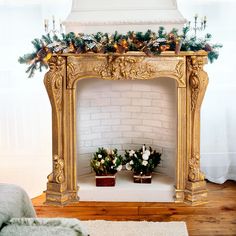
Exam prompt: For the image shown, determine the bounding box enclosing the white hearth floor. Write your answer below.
[77,171,175,202]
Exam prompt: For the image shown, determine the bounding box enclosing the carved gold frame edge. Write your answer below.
[43,52,208,206]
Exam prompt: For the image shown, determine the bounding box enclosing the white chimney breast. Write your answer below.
[64,0,186,33]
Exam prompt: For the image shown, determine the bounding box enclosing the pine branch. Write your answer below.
[31,38,42,51]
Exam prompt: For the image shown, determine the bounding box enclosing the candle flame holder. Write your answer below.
[188,14,207,38]
[44,16,63,35]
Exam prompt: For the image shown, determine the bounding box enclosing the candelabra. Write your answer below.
[188,14,207,38]
[44,16,63,34]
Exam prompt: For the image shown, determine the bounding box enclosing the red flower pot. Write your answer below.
[133,174,152,184]
[95,175,116,187]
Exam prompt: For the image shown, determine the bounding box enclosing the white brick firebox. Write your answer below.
[76,79,177,179]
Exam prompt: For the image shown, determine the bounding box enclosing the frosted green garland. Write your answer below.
[19,26,222,78]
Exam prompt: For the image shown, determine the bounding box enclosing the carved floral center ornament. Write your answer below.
[19,25,221,205]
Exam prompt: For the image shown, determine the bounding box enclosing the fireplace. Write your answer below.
[44,52,208,205]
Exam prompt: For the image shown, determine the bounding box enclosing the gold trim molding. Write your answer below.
[44,52,208,205]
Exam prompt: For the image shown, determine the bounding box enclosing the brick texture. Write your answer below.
[76,78,177,177]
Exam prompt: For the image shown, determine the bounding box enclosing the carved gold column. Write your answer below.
[44,56,77,204]
[185,55,208,205]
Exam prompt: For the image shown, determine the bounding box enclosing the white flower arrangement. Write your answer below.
[124,145,161,175]
[90,147,123,176]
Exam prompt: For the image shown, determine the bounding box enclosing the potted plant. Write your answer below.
[90,147,123,186]
[124,145,162,183]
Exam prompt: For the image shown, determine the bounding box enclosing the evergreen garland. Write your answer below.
[19,26,222,78]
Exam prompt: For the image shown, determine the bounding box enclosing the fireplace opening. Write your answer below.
[76,78,177,202]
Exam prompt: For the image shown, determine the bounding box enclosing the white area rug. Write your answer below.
[83,220,188,236]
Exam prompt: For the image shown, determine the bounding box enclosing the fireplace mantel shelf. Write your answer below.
[44,51,208,206]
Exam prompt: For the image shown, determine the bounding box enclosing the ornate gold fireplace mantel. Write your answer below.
[44,51,208,206]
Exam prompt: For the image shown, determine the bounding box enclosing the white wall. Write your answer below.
[0,1,71,197]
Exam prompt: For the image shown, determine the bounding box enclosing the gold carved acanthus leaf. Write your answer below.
[188,56,208,112]
[175,60,185,86]
[94,56,157,81]
[44,56,65,111]
[66,55,186,88]
[188,153,205,182]
[48,154,65,184]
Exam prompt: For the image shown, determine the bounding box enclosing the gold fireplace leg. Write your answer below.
[184,55,208,205]
[44,56,78,205]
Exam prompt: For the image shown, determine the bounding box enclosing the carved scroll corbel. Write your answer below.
[47,155,65,183]
[44,56,66,185]
[188,56,208,182]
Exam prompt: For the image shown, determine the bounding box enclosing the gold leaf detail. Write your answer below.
[175,60,185,86]
[53,154,65,184]
[94,56,156,80]
[188,153,205,182]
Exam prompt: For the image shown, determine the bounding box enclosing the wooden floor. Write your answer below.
[32,180,236,236]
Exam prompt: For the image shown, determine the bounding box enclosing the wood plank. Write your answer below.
[32,181,236,236]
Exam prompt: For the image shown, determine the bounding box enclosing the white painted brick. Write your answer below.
[92,139,113,146]
[79,92,98,99]
[152,99,173,108]
[112,125,132,132]
[122,131,143,138]
[131,113,160,120]
[111,112,131,119]
[101,106,120,113]
[90,98,110,106]
[101,119,120,125]
[142,107,162,114]
[79,100,90,107]
[112,138,132,144]
[81,133,101,141]
[121,106,141,113]
[162,121,175,129]
[111,98,131,106]
[102,132,122,138]
[79,107,101,114]
[78,147,98,154]
[101,92,121,98]
[76,79,177,180]
[121,143,143,151]
[80,120,100,127]
[143,119,162,128]
[77,125,91,132]
[109,145,123,151]
[78,140,93,147]
[160,93,177,102]
[78,113,91,121]
[121,91,141,98]
[162,108,176,116]
[132,98,151,106]
[158,114,176,122]
[142,91,162,99]
[91,113,110,120]
[132,83,152,91]
[121,119,142,125]
[112,83,132,91]
[91,126,111,132]
[134,126,153,132]
[77,129,91,136]
[131,138,153,145]
[143,132,163,140]
[153,127,175,136]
